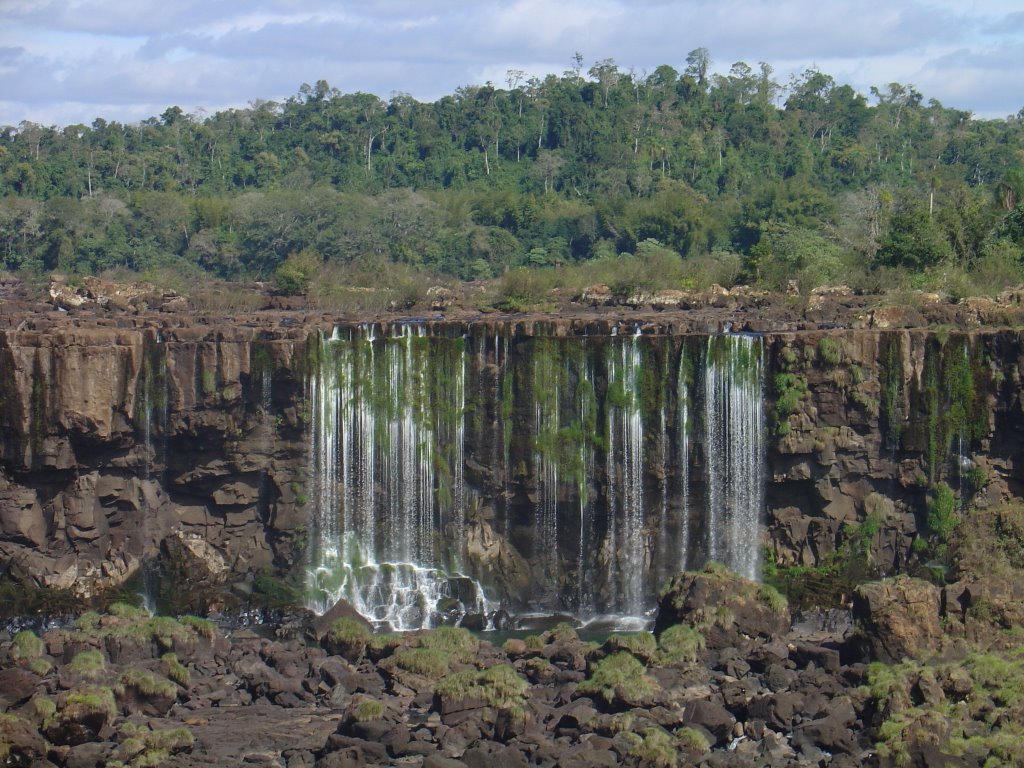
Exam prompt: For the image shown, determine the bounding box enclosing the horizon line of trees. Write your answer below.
[1,50,1023,296]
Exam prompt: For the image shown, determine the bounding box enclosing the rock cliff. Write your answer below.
[1,298,1023,619]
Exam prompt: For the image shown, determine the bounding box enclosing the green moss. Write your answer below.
[119,668,178,699]
[29,657,52,676]
[603,632,657,661]
[548,622,579,643]
[201,369,217,395]
[385,647,451,679]
[676,726,711,754]
[161,653,190,686]
[927,482,959,541]
[11,629,45,661]
[418,625,479,663]
[69,650,106,677]
[578,652,657,706]
[353,698,385,722]
[109,601,146,620]
[629,727,678,768]
[817,336,843,366]
[328,617,371,645]
[64,686,117,721]
[433,664,528,713]
[756,583,789,615]
[655,624,705,665]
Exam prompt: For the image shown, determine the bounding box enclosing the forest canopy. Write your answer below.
[1,52,1023,299]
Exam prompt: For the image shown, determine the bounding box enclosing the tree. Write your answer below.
[685,48,711,90]
[876,202,951,270]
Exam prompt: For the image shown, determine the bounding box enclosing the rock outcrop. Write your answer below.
[0,301,1023,618]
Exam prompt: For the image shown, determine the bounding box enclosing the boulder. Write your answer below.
[853,576,941,662]
[654,563,791,648]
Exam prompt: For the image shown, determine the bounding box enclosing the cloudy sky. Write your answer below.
[2,0,1023,128]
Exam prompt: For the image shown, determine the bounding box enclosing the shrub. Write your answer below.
[676,726,711,754]
[629,727,678,768]
[418,626,479,663]
[328,617,371,645]
[756,584,789,615]
[11,630,45,661]
[119,669,178,700]
[161,653,190,686]
[927,483,958,541]
[385,647,451,680]
[655,624,705,666]
[69,650,106,677]
[433,664,528,712]
[353,698,385,722]
[578,652,656,705]
[274,248,321,295]
[603,632,657,661]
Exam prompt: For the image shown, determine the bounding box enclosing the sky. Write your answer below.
[1,0,1023,128]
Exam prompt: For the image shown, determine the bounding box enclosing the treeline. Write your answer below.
[1,51,1023,295]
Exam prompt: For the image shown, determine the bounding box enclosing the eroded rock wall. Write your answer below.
[1,314,1022,612]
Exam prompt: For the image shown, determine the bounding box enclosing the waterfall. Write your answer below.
[532,339,561,597]
[305,326,768,627]
[575,359,596,617]
[677,347,691,574]
[605,330,646,617]
[305,326,490,630]
[703,334,765,580]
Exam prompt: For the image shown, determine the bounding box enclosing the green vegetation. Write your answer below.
[353,698,385,722]
[160,653,189,686]
[655,624,705,666]
[118,669,178,700]
[816,336,843,366]
[755,583,789,615]
[676,726,711,755]
[628,727,679,768]
[10,630,45,661]
[326,617,371,645]
[417,625,479,661]
[69,650,106,677]
[772,372,808,435]
[927,482,959,541]
[433,664,528,714]
[866,651,1024,767]
[1,59,1021,301]
[63,686,117,722]
[379,626,480,681]
[578,651,657,706]
[602,632,657,662]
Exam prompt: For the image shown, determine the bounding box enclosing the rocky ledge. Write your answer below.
[4,532,1024,768]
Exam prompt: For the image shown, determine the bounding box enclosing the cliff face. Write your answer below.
[1,310,1022,619]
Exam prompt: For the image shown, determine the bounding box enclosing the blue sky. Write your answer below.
[2,0,1022,127]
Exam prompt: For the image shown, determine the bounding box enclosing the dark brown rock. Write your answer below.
[853,576,941,662]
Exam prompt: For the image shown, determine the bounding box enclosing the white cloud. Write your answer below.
[1,0,1022,125]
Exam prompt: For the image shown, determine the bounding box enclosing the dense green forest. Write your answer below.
[2,52,1023,302]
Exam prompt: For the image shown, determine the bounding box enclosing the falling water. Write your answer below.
[703,334,765,580]
[677,347,691,573]
[575,360,596,617]
[306,326,490,629]
[605,331,646,616]
[532,339,561,596]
